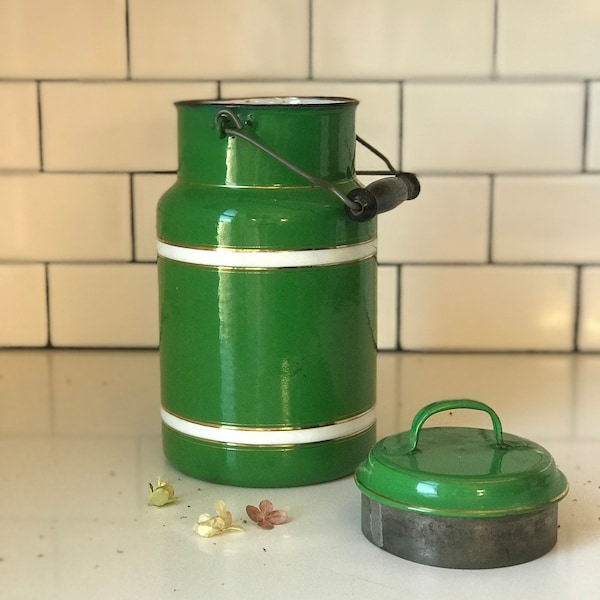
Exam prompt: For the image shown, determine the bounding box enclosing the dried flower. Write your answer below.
[246,500,288,530]
[147,477,176,507]
[193,500,244,537]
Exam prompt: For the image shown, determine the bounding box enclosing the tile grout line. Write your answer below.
[44,262,52,348]
[377,261,600,268]
[2,76,600,84]
[12,345,594,355]
[1,168,597,177]
[129,174,136,262]
[487,174,495,263]
[491,0,500,78]
[36,80,44,171]
[398,81,404,169]
[573,265,583,351]
[308,0,314,79]
[396,264,402,351]
[582,80,590,172]
[125,0,132,80]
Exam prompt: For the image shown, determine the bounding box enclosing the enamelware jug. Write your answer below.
[157,97,419,487]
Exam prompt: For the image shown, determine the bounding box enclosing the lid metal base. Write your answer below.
[361,495,559,569]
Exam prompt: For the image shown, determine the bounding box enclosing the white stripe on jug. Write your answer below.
[160,407,376,446]
[156,239,376,268]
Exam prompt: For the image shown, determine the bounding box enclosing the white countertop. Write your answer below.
[1,350,599,599]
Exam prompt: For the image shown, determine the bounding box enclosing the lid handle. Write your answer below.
[407,399,505,453]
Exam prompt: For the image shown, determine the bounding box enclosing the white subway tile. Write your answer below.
[41,82,217,172]
[0,82,39,170]
[133,174,176,261]
[497,0,600,77]
[0,264,47,347]
[0,352,51,434]
[573,357,600,437]
[397,354,573,440]
[400,265,576,351]
[586,83,600,171]
[0,174,131,261]
[377,266,398,350]
[221,82,400,171]
[377,176,490,263]
[403,83,584,173]
[49,264,158,347]
[52,351,160,436]
[376,354,402,439]
[129,0,308,79]
[313,0,494,79]
[0,0,126,78]
[578,267,600,351]
[494,176,600,263]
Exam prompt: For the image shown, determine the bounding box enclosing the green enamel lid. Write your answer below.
[355,399,568,518]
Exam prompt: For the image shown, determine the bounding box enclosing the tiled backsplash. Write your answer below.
[1,0,600,351]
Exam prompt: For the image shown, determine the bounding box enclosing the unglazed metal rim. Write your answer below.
[160,406,376,446]
[157,239,377,268]
[360,495,559,569]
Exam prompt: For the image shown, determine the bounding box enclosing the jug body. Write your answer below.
[157,97,377,487]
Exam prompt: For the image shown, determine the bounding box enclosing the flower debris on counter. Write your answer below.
[145,480,288,539]
[246,500,288,530]
[193,500,244,537]
[147,477,176,507]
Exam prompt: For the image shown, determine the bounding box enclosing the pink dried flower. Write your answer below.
[246,500,288,530]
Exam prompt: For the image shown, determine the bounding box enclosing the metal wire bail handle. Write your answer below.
[214,108,419,222]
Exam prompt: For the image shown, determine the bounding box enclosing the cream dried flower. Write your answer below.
[147,477,176,507]
[193,500,244,537]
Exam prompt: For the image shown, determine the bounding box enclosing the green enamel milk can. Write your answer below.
[157,97,419,487]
